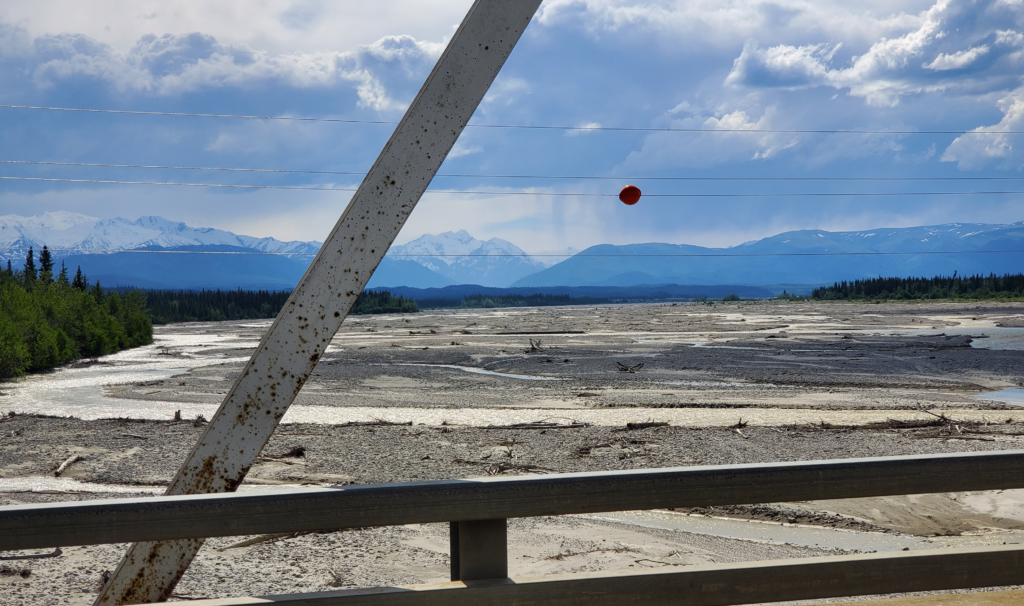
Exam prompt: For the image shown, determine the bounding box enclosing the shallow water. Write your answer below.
[977,388,1024,407]
[0,331,250,421]
[397,363,567,381]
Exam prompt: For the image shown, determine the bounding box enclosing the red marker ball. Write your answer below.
[619,184,641,205]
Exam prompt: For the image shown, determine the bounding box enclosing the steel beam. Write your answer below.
[4,451,1024,552]
[124,545,1024,606]
[94,1,542,603]
[449,520,507,581]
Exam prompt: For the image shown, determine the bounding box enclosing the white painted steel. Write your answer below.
[95,2,543,603]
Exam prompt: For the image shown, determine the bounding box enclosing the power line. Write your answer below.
[1,104,1018,135]
[5,175,1024,197]
[6,159,1024,183]
[0,160,365,177]
[3,248,1024,258]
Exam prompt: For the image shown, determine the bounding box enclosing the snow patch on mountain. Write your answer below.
[0,212,322,258]
[388,230,546,287]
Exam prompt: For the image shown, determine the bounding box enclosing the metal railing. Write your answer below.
[3,450,1024,605]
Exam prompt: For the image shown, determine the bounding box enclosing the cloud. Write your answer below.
[619,106,803,169]
[0,0,473,56]
[725,0,1024,106]
[941,87,1024,169]
[4,23,441,109]
[447,141,483,158]
[923,45,990,70]
[726,41,838,89]
[565,122,601,137]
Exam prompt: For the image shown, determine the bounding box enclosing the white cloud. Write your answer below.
[726,41,837,89]
[923,45,989,70]
[724,0,1024,106]
[620,106,803,168]
[565,122,601,136]
[941,88,1024,169]
[447,141,484,158]
[0,0,473,55]
[7,26,442,109]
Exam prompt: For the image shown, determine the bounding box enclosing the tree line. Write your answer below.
[417,293,607,309]
[144,288,418,323]
[812,273,1024,301]
[1,247,152,378]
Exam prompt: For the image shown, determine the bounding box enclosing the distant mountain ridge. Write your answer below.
[386,230,546,287]
[0,212,320,256]
[5,212,1024,291]
[514,222,1024,287]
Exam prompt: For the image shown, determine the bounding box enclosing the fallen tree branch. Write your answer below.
[53,455,81,477]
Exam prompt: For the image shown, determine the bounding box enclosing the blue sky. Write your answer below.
[2,0,1024,254]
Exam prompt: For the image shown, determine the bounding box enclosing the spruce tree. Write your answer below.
[57,261,69,286]
[72,266,87,290]
[3,260,11,279]
[23,247,37,284]
[39,246,54,283]
[91,280,105,303]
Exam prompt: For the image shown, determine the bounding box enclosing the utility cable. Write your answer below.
[5,160,1024,183]
[4,175,1024,197]
[1,105,1019,135]
[3,248,1024,258]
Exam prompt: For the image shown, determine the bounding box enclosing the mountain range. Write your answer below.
[3,212,1023,292]
[514,222,1024,287]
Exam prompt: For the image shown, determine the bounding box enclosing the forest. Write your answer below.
[0,247,152,378]
[416,293,607,309]
[144,288,418,323]
[812,273,1024,300]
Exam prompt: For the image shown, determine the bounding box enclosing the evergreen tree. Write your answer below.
[91,280,105,304]
[0,275,152,378]
[57,261,69,286]
[39,246,54,283]
[23,247,37,284]
[3,260,11,279]
[72,266,87,290]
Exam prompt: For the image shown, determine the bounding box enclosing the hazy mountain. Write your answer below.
[0,213,457,290]
[10,212,1021,292]
[388,230,546,287]
[0,212,321,258]
[514,222,1024,287]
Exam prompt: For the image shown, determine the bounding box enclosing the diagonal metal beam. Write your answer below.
[95,2,543,603]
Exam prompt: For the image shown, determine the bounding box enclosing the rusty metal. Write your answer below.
[94,1,543,603]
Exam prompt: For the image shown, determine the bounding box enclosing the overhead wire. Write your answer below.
[1,104,1018,135]
[5,159,1024,182]
[2,248,1024,258]
[4,175,1024,197]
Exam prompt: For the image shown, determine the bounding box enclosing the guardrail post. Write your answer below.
[450,519,507,581]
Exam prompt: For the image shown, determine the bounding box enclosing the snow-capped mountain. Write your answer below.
[388,230,547,287]
[0,212,321,258]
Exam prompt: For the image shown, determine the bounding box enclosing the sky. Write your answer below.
[2,0,1024,254]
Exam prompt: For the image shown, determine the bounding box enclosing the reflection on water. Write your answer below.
[977,388,1024,408]
[398,363,567,381]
